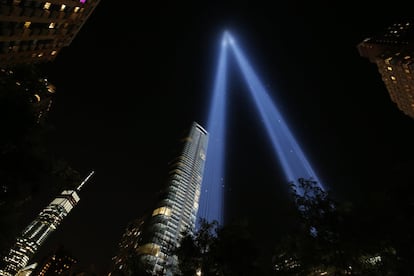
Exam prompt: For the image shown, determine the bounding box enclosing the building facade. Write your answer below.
[0,0,101,67]
[357,20,414,119]
[109,217,148,275]
[111,122,209,276]
[0,171,94,276]
[30,245,77,275]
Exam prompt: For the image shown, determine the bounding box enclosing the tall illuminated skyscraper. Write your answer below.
[111,122,208,276]
[357,20,414,119]
[0,0,101,67]
[0,171,94,276]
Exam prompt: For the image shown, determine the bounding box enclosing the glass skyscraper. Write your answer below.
[111,122,208,276]
[0,171,94,276]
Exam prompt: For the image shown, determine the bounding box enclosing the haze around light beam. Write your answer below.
[226,32,325,194]
[197,31,325,227]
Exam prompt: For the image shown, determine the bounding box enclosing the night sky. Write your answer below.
[16,1,414,273]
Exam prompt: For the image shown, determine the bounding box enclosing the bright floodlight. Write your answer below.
[197,34,228,227]
[227,32,325,194]
[198,30,326,228]
[222,31,235,47]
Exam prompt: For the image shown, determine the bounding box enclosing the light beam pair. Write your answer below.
[198,31,325,226]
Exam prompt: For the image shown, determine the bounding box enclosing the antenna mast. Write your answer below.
[76,170,95,191]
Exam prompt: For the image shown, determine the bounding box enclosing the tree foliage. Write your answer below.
[272,178,401,275]
[170,177,414,275]
[173,218,265,276]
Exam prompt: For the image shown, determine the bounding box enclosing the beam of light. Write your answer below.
[227,33,325,195]
[197,33,228,227]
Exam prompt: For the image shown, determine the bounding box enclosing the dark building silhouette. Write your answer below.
[357,20,414,119]
[109,217,148,275]
[0,0,101,67]
[30,245,77,275]
[0,65,56,124]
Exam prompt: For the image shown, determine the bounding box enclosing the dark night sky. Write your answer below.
[17,1,414,273]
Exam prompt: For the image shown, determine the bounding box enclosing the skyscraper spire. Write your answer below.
[0,171,95,276]
[77,170,95,191]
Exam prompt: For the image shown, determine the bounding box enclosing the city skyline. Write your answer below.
[2,1,414,274]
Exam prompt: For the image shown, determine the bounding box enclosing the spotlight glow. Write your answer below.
[228,33,325,194]
[198,31,325,228]
[197,33,228,226]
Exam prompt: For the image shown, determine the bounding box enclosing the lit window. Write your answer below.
[24,21,31,28]
[37,53,44,57]
[152,206,172,217]
[137,243,160,256]
[48,22,55,29]
[43,2,51,9]
[60,4,66,11]
[390,76,396,81]
[74,7,80,12]
[34,94,41,102]
[387,66,392,71]
[385,57,392,64]
[404,55,411,60]
[47,84,56,93]
[51,50,57,55]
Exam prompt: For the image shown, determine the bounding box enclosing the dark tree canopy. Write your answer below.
[173,178,411,275]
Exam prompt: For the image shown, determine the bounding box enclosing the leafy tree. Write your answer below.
[174,218,265,276]
[173,218,218,276]
[271,178,400,275]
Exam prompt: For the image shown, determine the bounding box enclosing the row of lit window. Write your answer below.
[43,2,83,13]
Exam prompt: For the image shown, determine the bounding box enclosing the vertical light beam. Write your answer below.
[197,33,228,226]
[228,33,325,194]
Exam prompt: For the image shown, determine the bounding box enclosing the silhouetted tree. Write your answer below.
[272,178,399,275]
[174,218,266,276]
